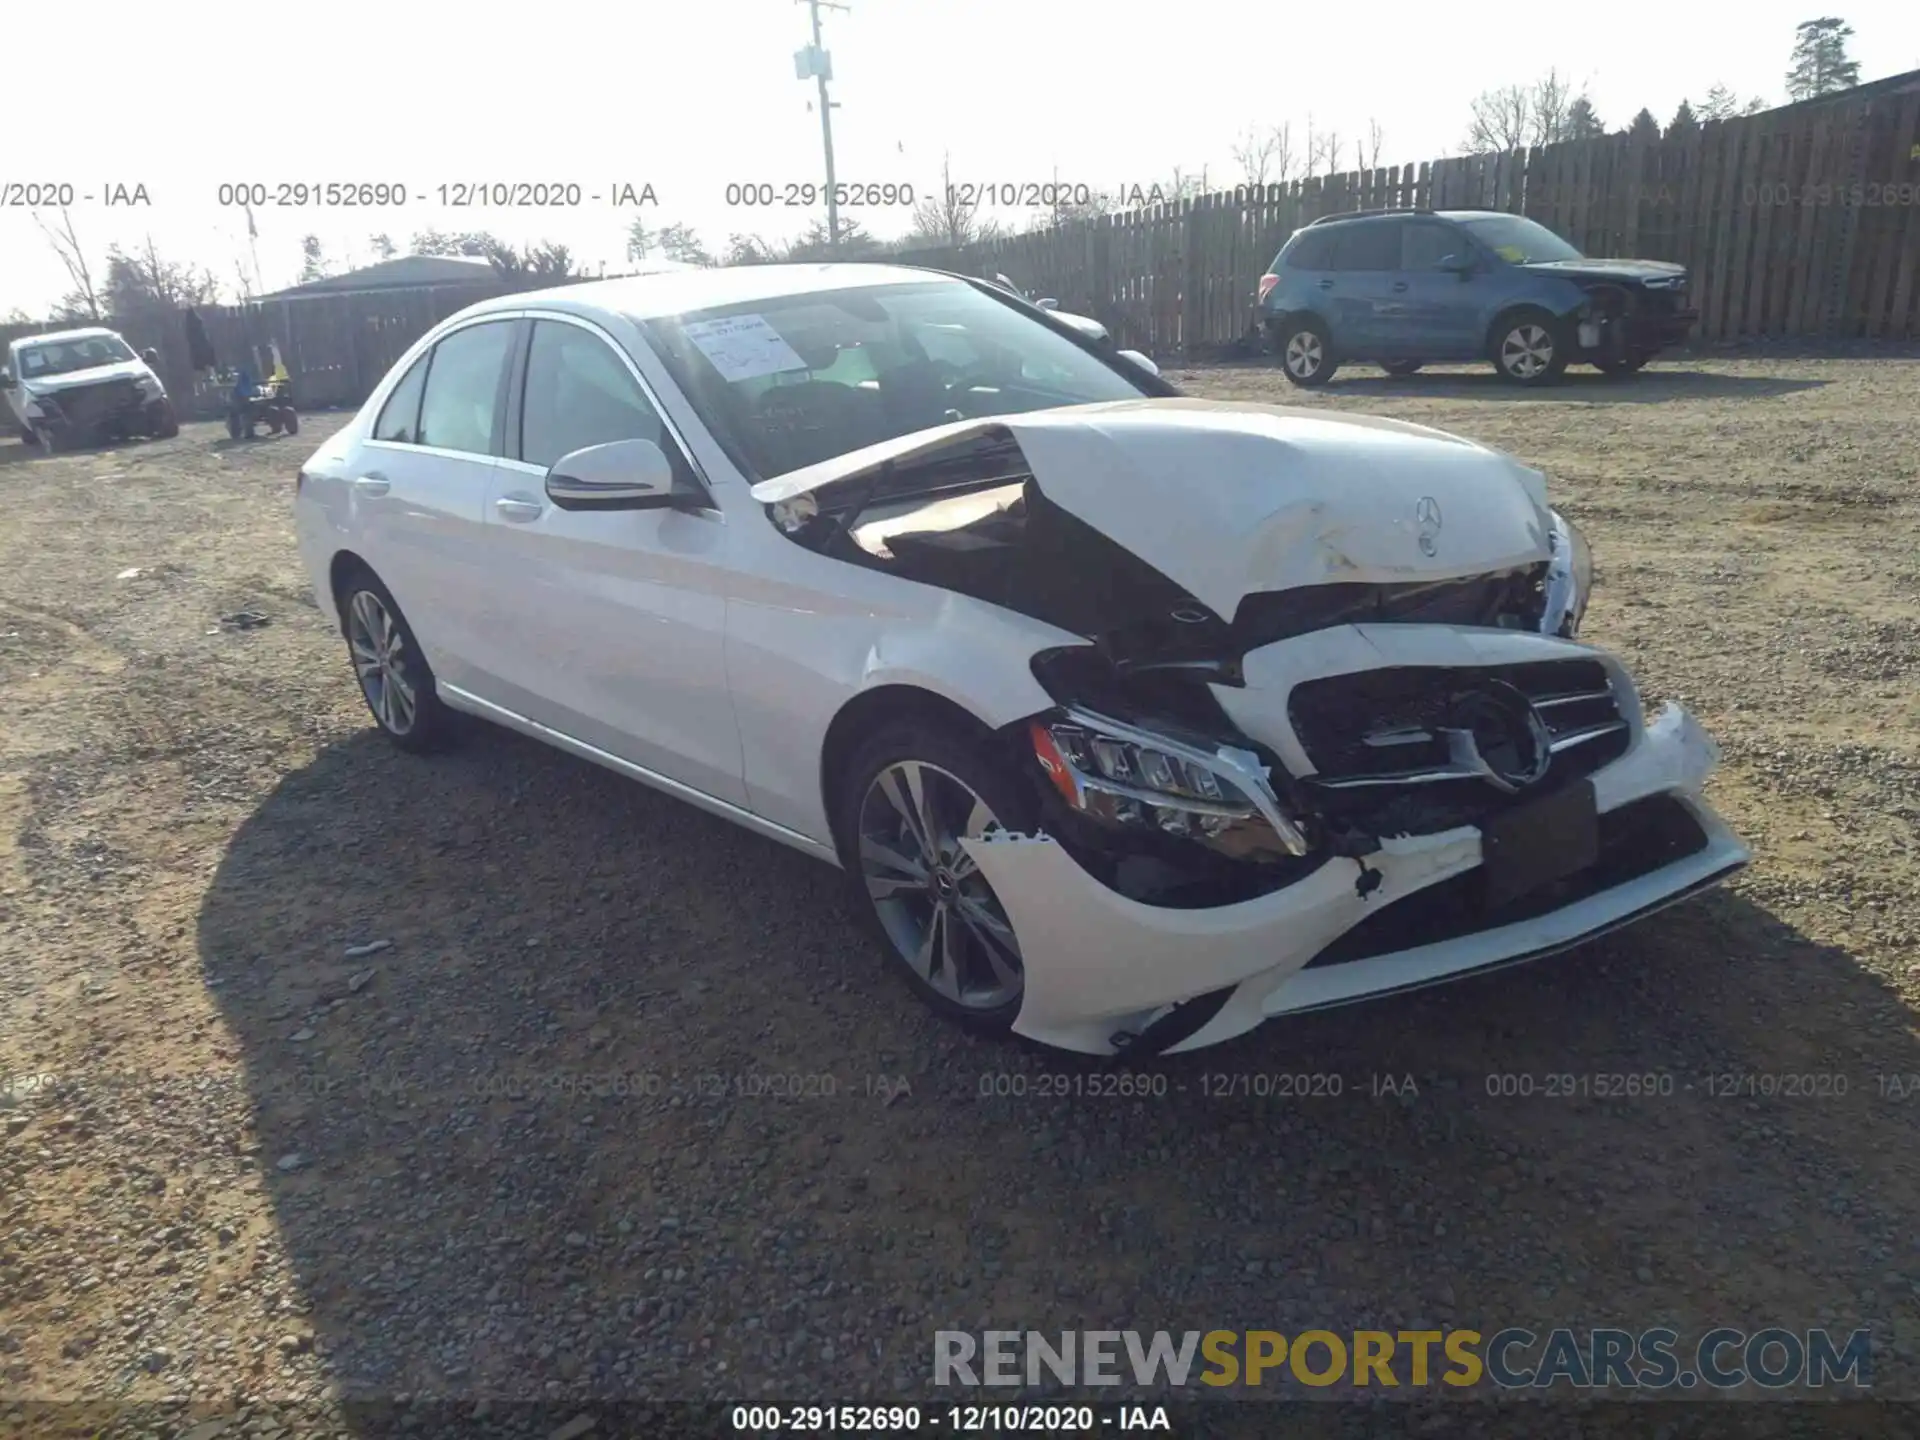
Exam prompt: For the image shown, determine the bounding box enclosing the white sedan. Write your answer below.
[292,263,1748,1058]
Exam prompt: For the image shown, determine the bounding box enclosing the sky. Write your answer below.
[5,0,1918,315]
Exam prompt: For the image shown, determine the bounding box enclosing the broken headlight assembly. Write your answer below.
[1543,508,1592,638]
[1028,708,1313,859]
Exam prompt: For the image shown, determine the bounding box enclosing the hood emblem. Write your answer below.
[1415,496,1443,557]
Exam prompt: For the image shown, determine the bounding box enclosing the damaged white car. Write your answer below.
[293,264,1749,1058]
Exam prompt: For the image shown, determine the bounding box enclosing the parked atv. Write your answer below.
[225,371,299,439]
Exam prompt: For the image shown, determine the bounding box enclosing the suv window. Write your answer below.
[1327,221,1401,272]
[1280,230,1335,270]
[417,320,514,456]
[1402,221,1466,269]
[373,353,430,444]
[520,320,667,470]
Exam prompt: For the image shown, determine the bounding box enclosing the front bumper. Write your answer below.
[963,702,1747,1057]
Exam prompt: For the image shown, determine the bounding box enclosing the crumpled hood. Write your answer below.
[1523,258,1686,285]
[23,359,155,394]
[753,398,1554,621]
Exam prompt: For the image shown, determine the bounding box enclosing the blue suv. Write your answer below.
[1257,209,1698,387]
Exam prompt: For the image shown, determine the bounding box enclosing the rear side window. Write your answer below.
[1327,222,1400,271]
[372,354,429,444]
[1280,230,1335,270]
[417,321,515,456]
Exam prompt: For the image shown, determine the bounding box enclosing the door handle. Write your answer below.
[351,472,390,497]
[1391,281,1409,292]
[495,494,544,523]
[1317,279,1335,290]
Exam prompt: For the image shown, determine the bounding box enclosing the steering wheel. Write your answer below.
[752,381,871,470]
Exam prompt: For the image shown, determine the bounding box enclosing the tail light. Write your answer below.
[1256,273,1280,303]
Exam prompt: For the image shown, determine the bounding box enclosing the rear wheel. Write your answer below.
[1491,308,1569,386]
[282,408,300,435]
[838,721,1036,1032]
[1380,359,1423,377]
[226,412,244,440]
[336,566,452,753]
[1276,317,1337,387]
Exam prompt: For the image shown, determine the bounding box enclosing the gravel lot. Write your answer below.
[2,357,1918,1433]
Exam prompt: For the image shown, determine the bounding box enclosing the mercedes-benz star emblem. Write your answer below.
[1415,495,1443,557]
[1445,682,1553,792]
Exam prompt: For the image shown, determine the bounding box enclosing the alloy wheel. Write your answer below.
[1501,324,1555,379]
[347,590,418,736]
[1285,331,1324,379]
[856,760,1023,1010]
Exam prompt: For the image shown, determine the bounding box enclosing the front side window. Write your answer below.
[519,320,667,470]
[372,353,430,444]
[1402,221,1467,269]
[1280,230,1334,270]
[642,280,1149,480]
[1328,222,1401,271]
[416,321,515,456]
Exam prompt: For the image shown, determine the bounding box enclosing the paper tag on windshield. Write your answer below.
[682,314,809,382]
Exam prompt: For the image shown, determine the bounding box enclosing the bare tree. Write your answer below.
[1466,84,1532,153]
[1529,68,1576,144]
[1233,121,1297,190]
[1302,115,1343,176]
[32,206,100,320]
[1357,118,1386,172]
[907,154,992,247]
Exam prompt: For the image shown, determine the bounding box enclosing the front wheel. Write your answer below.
[226,412,245,440]
[838,722,1037,1032]
[282,408,300,435]
[1276,318,1337,387]
[1492,309,1569,385]
[149,400,180,439]
[336,567,453,753]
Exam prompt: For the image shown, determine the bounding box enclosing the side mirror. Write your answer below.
[140,348,161,366]
[545,438,699,512]
[1035,297,1059,311]
[0,367,12,387]
[1116,348,1160,377]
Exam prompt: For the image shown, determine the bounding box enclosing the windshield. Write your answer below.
[16,335,137,380]
[642,280,1149,480]
[1458,215,1585,265]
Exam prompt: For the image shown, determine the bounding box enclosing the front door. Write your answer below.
[1395,219,1488,358]
[478,314,748,808]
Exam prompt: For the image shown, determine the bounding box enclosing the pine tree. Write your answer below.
[1785,17,1862,100]
[1626,108,1662,142]
[1665,99,1701,140]
[1566,96,1606,137]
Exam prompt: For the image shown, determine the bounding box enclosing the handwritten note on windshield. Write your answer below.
[682,314,809,382]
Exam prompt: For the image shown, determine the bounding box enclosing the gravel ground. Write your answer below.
[2,357,1918,1435]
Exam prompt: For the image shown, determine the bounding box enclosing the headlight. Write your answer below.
[1028,707,1311,857]
[1543,508,1592,638]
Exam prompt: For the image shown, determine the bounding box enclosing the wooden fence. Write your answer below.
[895,84,1920,355]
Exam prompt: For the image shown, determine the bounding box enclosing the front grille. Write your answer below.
[1288,659,1631,835]
[1303,792,1711,970]
[44,379,143,427]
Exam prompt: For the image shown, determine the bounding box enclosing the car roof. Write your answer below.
[455,262,968,326]
[12,327,124,351]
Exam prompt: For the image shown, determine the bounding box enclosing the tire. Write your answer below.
[150,400,180,440]
[1380,359,1423,377]
[1275,317,1338,387]
[226,413,244,440]
[335,566,452,754]
[283,409,300,435]
[1491,308,1569,385]
[836,719,1039,1033]
[32,425,60,456]
[1595,352,1651,376]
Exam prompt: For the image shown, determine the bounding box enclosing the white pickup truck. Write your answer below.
[2,327,180,453]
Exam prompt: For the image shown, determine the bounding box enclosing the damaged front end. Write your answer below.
[755,402,1742,1057]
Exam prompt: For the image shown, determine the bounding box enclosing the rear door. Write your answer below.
[1326,220,1403,354]
[348,317,516,690]
[477,313,748,807]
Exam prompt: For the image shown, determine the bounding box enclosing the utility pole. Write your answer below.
[795,0,848,251]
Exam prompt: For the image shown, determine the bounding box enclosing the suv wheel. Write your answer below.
[838,721,1037,1032]
[1492,308,1569,385]
[1277,318,1337,387]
